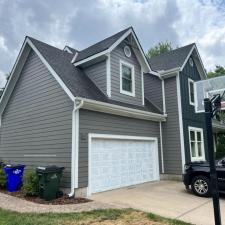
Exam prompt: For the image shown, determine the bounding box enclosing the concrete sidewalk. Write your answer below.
[90,181,225,225]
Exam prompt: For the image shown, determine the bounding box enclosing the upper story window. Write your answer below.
[188,78,195,106]
[189,127,205,161]
[120,60,135,97]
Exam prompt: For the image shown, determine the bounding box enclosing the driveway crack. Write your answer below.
[175,200,211,219]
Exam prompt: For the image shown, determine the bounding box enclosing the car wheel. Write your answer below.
[191,175,211,197]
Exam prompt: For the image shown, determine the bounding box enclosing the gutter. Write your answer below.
[76,97,167,122]
[68,98,84,197]
[68,96,166,197]
[158,67,181,79]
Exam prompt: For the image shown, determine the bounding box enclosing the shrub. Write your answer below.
[0,168,6,188]
[21,171,39,196]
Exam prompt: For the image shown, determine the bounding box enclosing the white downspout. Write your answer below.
[68,98,83,197]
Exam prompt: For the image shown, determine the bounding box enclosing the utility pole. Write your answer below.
[204,98,221,225]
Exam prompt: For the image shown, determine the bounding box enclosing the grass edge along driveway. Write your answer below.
[0,208,194,225]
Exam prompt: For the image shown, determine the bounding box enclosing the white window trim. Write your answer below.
[188,126,205,162]
[120,60,135,97]
[188,78,195,106]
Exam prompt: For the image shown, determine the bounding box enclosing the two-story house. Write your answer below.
[0,27,215,197]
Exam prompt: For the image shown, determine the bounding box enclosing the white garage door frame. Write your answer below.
[87,133,160,196]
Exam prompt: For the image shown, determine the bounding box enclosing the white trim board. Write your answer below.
[188,78,195,106]
[87,133,160,196]
[73,28,157,75]
[176,74,186,172]
[106,53,111,97]
[76,97,167,122]
[188,126,205,162]
[0,37,75,116]
[119,59,135,97]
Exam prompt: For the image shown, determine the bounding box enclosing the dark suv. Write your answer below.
[183,158,225,197]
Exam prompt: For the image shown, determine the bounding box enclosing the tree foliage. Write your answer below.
[207,65,225,79]
[146,41,173,58]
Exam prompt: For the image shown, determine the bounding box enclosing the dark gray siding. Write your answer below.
[0,50,73,188]
[110,40,143,106]
[180,57,208,162]
[83,61,107,95]
[144,74,163,111]
[162,76,182,174]
[79,109,161,187]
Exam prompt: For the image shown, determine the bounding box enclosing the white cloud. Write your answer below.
[0,0,225,81]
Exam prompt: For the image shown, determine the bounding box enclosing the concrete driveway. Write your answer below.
[90,181,225,225]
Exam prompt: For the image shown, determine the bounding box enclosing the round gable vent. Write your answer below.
[124,45,131,58]
[189,58,194,67]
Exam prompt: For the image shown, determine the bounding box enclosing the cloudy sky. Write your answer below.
[0,0,225,88]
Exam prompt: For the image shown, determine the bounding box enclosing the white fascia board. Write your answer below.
[71,52,78,63]
[73,49,109,66]
[180,45,207,79]
[76,97,167,122]
[176,73,186,172]
[63,46,73,54]
[159,67,181,78]
[106,53,111,97]
[180,45,195,72]
[27,38,75,101]
[0,39,30,109]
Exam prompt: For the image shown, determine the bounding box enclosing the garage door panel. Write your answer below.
[90,137,158,194]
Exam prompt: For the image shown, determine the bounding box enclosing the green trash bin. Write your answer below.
[36,166,65,201]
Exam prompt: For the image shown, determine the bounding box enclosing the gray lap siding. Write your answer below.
[78,109,162,188]
[162,76,183,174]
[0,50,73,188]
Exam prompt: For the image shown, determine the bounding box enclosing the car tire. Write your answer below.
[191,175,211,197]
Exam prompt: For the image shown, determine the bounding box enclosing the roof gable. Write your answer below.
[73,27,156,74]
[148,43,207,79]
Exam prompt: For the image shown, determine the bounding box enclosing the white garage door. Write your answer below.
[89,135,159,194]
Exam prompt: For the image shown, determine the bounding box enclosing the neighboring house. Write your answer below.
[0,27,223,197]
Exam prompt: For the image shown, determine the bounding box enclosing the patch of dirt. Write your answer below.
[64,211,167,225]
[0,189,91,205]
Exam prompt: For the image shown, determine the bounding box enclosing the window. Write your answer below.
[120,60,135,96]
[188,78,195,105]
[189,127,205,161]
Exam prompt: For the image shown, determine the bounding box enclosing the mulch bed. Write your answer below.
[0,189,91,205]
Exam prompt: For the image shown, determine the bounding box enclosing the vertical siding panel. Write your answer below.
[180,56,208,163]
[0,50,73,188]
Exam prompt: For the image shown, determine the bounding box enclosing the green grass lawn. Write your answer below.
[0,208,193,225]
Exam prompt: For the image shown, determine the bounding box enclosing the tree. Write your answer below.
[207,65,225,79]
[146,41,173,58]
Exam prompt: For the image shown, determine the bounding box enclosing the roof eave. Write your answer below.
[75,97,167,122]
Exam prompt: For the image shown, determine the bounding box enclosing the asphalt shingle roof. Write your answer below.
[148,43,195,71]
[29,36,161,114]
[75,27,131,62]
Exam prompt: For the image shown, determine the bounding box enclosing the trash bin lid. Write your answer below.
[4,164,25,169]
[36,165,64,173]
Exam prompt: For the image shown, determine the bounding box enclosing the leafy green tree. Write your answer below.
[146,41,173,58]
[207,65,225,79]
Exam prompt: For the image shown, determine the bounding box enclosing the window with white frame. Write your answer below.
[189,127,205,161]
[188,78,195,105]
[120,60,135,96]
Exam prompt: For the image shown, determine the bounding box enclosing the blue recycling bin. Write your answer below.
[4,165,25,192]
